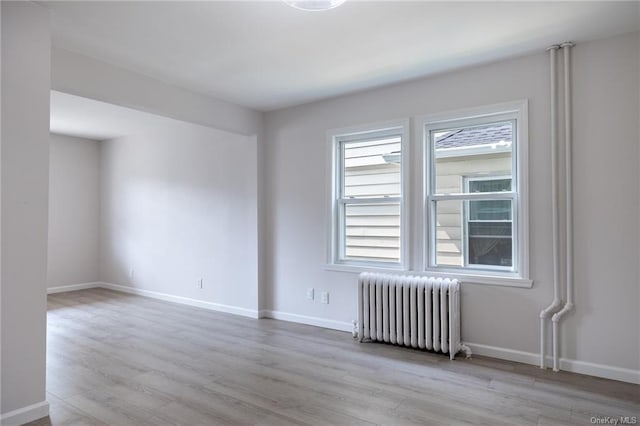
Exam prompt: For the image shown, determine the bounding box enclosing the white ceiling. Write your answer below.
[45,1,640,111]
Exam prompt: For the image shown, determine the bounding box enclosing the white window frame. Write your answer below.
[418,100,530,286]
[326,119,410,271]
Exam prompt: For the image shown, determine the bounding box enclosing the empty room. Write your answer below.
[1,1,639,425]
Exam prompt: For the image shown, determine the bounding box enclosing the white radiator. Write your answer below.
[357,272,471,360]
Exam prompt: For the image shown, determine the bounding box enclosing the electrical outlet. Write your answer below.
[306,288,314,300]
[321,291,329,304]
[198,278,204,289]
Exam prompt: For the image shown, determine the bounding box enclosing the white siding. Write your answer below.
[344,163,400,260]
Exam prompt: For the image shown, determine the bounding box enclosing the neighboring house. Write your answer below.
[344,123,513,268]
[343,136,402,261]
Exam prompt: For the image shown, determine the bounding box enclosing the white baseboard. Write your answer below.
[466,342,640,385]
[0,401,49,426]
[46,284,638,384]
[47,281,259,319]
[99,282,260,319]
[259,309,352,332]
[47,282,102,294]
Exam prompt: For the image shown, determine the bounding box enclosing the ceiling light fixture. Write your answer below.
[284,0,347,12]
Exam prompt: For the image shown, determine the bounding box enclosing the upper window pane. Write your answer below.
[343,136,401,199]
[432,122,513,194]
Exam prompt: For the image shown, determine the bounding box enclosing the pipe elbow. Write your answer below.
[540,299,563,319]
[551,303,574,322]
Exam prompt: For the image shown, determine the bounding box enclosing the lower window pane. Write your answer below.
[468,209,512,267]
[344,203,400,262]
[433,200,464,267]
[432,199,513,269]
[468,235,512,267]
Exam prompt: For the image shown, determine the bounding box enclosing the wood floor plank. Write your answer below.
[28,288,639,426]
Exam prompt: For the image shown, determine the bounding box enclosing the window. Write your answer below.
[329,121,408,268]
[422,101,528,280]
[327,102,529,286]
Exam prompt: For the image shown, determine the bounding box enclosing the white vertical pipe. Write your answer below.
[539,44,562,369]
[563,42,575,314]
[549,45,563,315]
[540,317,545,367]
[552,320,559,371]
[552,41,575,373]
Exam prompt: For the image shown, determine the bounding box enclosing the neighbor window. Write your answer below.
[329,121,408,267]
[465,176,513,268]
[422,101,528,279]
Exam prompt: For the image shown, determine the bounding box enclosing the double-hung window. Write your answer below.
[422,101,528,281]
[329,120,408,268]
[328,102,528,285]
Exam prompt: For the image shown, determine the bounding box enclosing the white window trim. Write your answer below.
[325,118,410,270]
[417,99,530,286]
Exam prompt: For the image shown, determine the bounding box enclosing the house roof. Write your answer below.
[435,123,512,150]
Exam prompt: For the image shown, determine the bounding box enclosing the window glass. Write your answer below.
[433,122,513,194]
[333,128,404,265]
[343,137,401,198]
[427,116,519,273]
[433,200,464,267]
[344,202,400,262]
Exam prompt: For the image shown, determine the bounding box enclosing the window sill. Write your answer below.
[422,270,533,288]
[324,264,533,288]
[325,263,405,275]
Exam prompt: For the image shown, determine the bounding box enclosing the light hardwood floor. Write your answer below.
[30,288,638,425]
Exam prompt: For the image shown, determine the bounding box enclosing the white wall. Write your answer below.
[47,133,100,288]
[568,32,639,372]
[1,0,50,419]
[51,48,263,137]
[262,32,639,378]
[100,115,259,315]
[51,45,266,315]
